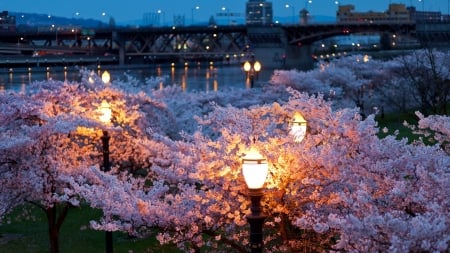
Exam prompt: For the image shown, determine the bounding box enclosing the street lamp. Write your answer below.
[418,0,425,11]
[99,100,112,125]
[50,24,59,46]
[101,11,113,27]
[289,112,307,143]
[242,147,268,253]
[191,6,200,25]
[98,74,113,253]
[221,6,231,24]
[243,59,261,88]
[98,99,113,253]
[240,113,307,252]
[102,70,111,85]
[157,9,166,26]
[285,4,295,24]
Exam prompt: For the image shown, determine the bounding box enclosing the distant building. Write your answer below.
[143,12,160,26]
[246,0,273,25]
[407,6,442,23]
[337,4,411,23]
[173,15,185,26]
[300,8,309,25]
[337,3,448,24]
[443,14,450,22]
[0,11,16,31]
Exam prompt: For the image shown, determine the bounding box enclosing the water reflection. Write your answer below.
[0,63,272,93]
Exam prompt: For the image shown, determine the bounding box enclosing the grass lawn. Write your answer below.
[0,204,180,253]
[375,104,449,142]
[375,111,419,140]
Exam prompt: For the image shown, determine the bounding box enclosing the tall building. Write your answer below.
[0,11,16,31]
[246,0,273,25]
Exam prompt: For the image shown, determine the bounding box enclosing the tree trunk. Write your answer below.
[46,204,70,253]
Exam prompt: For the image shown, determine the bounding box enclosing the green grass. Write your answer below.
[0,204,180,253]
[375,111,419,141]
[375,103,450,142]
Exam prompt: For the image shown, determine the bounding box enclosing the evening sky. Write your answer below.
[1,0,449,25]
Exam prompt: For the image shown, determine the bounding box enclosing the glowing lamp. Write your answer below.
[99,100,112,124]
[253,61,261,72]
[102,70,111,85]
[243,61,251,72]
[290,112,307,143]
[242,148,268,189]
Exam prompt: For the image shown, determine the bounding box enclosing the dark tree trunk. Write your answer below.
[46,204,70,253]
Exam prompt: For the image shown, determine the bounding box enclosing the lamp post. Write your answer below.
[418,0,425,11]
[289,112,307,143]
[191,6,200,25]
[242,148,268,253]
[71,12,80,43]
[50,24,59,46]
[99,73,113,253]
[157,9,166,26]
[243,59,261,88]
[98,99,113,253]
[305,0,312,7]
[101,11,108,26]
[221,6,231,25]
[285,4,295,24]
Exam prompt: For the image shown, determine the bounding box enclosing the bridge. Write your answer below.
[0,21,449,69]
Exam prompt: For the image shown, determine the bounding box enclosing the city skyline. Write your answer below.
[2,0,450,25]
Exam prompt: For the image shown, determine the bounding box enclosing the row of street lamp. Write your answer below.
[96,69,307,252]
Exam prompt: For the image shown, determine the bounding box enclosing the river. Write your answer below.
[0,63,275,93]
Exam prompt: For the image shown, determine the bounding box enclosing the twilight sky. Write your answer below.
[1,0,449,25]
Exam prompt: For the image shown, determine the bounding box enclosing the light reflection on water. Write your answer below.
[0,63,273,93]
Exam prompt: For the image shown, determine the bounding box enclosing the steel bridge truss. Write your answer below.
[282,22,416,45]
[113,26,250,60]
[1,26,252,63]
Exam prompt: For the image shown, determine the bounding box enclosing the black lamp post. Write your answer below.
[99,83,113,253]
[100,128,113,253]
[243,59,261,88]
[239,113,307,252]
[242,148,268,253]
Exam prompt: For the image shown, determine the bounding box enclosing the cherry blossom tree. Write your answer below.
[66,86,449,252]
[270,50,450,116]
[0,87,99,253]
[0,70,174,253]
[270,56,385,116]
[387,49,450,114]
[1,63,449,253]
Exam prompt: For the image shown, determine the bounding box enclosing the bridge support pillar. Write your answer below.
[119,45,125,65]
[283,44,314,70]
[112,31,126,65]
[252,44,314,70]
[248,26,315,71]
